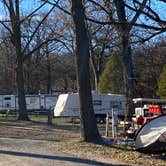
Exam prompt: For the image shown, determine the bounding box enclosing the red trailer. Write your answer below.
[132,98,166,127]
[126,98,166,137]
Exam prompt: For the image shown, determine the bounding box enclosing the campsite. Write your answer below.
[1,94,166,165]
[0,0,166,165]
[0,114,166,166]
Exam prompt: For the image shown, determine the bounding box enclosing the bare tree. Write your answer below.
[86,0,150,119]
[0,0,58,120]
[88,24,117,90]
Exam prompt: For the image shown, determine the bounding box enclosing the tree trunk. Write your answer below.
[89,40,105,91]
[46,48,51,94]
[16,61,29,120]
[71,0,101,143]
[114,0,135,119]
[47,63,51,94]
[90,60,98,91]
[13,0,29,120]
[64,77,68,93]
[122,34,135,119]
[15,32,29,120]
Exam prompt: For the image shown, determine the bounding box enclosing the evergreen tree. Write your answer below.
[98,53,124,94]
[157,65,166,98]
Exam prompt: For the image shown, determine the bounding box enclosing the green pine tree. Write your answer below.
[98,52,124,94]
[157,65,166,98]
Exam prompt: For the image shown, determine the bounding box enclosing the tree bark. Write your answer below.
[114,0,135,119]
[13,0,29,120]
[46,45,52,94]
[71,0,101,143]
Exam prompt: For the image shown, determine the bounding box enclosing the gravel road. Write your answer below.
[0,121,128,166]
[0,137,114,166]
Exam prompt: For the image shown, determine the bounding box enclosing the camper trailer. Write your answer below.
[125,98,166,137]
[0,94,59,114]
[132,98,166,125]
[54,92,125,120]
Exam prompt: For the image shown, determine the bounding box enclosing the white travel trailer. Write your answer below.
[0,94,59,113]
[54,92,125,119]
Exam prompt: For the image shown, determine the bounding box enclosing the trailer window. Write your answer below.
[144,109,151,117]
[93,100,102,106]
[4,97,11,100]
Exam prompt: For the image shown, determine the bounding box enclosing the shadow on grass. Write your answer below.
[0,136,62,142]
[0,150,128,166]
[0,119,80,132]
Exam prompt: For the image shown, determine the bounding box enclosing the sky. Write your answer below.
[0,0,166,21]
[0,0,166,40]
[0,0,52,20]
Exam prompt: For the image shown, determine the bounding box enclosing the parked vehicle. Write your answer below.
[54,91,125,121]
[0,94,59,114]
[126,98,166,137]
[132,98,166,125]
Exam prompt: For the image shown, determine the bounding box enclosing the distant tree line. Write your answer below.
[0,44,76,94]
[0,37,166,98]
[98,40,166,98]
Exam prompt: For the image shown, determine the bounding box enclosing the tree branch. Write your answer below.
[126,1,166,25]
[0,21,13,35]
[23,37,72,61]
[129,0,148,31]
[20,1,48,24]
[88,0,111,15]
[22,1,59,55]
[87,17,166,30]
[139,30,166,43]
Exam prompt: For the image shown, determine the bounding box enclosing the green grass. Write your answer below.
[0,113,80,124]
[0,113,18,121]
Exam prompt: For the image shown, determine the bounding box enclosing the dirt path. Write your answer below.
[0,121,128,166]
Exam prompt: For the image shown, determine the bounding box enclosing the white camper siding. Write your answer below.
[0,96,3,110]
[66,94,79,116]
[93,94,107,114]
[44,95,59,109]
[3,95,16,110]
[94,94,125,116]
[54,93,125,117]
[54,94,69,116]
[26,96,41,110]
[54,94,80,117]
[15,95,41,110]
[108,94,126,116]
[0,94,59,112]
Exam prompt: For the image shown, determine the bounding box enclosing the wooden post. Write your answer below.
[47,107,53,125]
[112,108,118,138]
[105,113,110,137]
